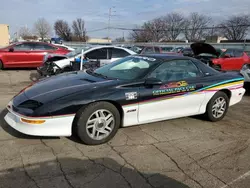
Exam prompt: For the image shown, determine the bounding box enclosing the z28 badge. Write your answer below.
[125,92,138,100]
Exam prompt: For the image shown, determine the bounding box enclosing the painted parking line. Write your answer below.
[220,171,250,188]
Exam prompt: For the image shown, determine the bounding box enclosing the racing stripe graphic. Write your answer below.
[123,78,244,107]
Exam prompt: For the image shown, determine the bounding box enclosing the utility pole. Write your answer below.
[108,8,111,43]
[107,6,115,43]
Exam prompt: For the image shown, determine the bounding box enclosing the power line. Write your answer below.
[110,24,250,32]
[86,28,108,33]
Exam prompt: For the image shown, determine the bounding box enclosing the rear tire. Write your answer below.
[75,102,120,145]
[0,60,4,70]
[205,91,229,122]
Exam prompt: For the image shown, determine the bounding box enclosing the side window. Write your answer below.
[33,43,57,51]
[112,48,130,58]
[86,49,107,59]
[13,43,33,51]
[143,47,154,54]
[149,60,202,82]
[155,47,160,53]
[234,50,243,57]
[223,49,234,57]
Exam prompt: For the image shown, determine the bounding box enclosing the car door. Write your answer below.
[232,50,245,70]
[4,43,34,67]
[141,47,154,54]
[85,48,109,66]
[138,59,206,123]
[220,49,235,71]
[32,43,58,67]
[110,48,131,62]
[154,47,161,53]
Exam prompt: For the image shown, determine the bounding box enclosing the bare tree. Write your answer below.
[217,15,250,40]
[19,26,31,38]
[162,13,185,40]
[34,18,51,41]
[54,20,72,41]
[184,12,211,41]
[129,18,165,42]
[143,18,166,42]
[72,18,88,42]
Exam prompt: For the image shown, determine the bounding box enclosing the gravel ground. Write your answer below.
[0,70,250,188]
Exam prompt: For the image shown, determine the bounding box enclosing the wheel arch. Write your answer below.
[204,88,231,112]
[71,100,124,134]
[218,89,232,100]
[0,58,4,69]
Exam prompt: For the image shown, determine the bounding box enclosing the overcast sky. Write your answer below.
[1,0,250,39]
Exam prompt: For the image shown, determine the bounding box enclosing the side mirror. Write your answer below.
[9,48,14,52]
[144,78,162,86]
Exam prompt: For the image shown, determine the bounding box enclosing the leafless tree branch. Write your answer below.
[34,18,51,41]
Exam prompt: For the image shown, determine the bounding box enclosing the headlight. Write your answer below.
[242,64,250,71]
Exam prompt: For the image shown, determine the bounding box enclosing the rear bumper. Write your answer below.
[4,105,74,137]
[229,87,246,106]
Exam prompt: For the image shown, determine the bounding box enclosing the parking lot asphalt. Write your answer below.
[0,70,250,188]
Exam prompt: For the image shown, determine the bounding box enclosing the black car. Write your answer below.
[4,54,245,145]
[190,42,222,66]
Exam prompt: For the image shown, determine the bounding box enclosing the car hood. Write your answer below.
[190,42,219,57]
[23,71,116,103]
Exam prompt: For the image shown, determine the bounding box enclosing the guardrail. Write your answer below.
[63,42,250,51]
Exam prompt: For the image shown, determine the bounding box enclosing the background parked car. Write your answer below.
[171,47,184,53]
[37,46,136,76]
[211,49,250,71]
[240,64,250,83]
[180,47,194,57]
[161,46,174,53]
[0,42,70,69]
[190,42,222,66]
[53,44,75,51]
[130,45,164,54]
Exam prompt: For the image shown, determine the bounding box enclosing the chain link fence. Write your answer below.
[64,41,250,52]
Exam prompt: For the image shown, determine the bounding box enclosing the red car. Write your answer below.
[211,49,250,71]
[0,42,70,69]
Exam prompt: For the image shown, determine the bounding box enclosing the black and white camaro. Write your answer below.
[4,55,245,145]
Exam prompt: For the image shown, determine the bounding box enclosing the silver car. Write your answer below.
[240,64,250,83]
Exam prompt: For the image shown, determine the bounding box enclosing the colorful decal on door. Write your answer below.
[160,81,188,89]
[123,77,244,107]
[154,81,195,96]
[125,92,138,100]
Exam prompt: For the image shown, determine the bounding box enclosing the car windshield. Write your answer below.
[66,46,92,58]
[93,56,160,80]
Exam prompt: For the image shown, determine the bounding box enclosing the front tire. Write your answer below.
[205,91,229,122]
[76,102,120,145]
[0,60,4,70]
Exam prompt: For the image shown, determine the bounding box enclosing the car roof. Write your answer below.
[13,41,55,46]
[83,45,136,54]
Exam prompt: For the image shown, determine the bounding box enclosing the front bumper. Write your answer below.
[4,106,74,137]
